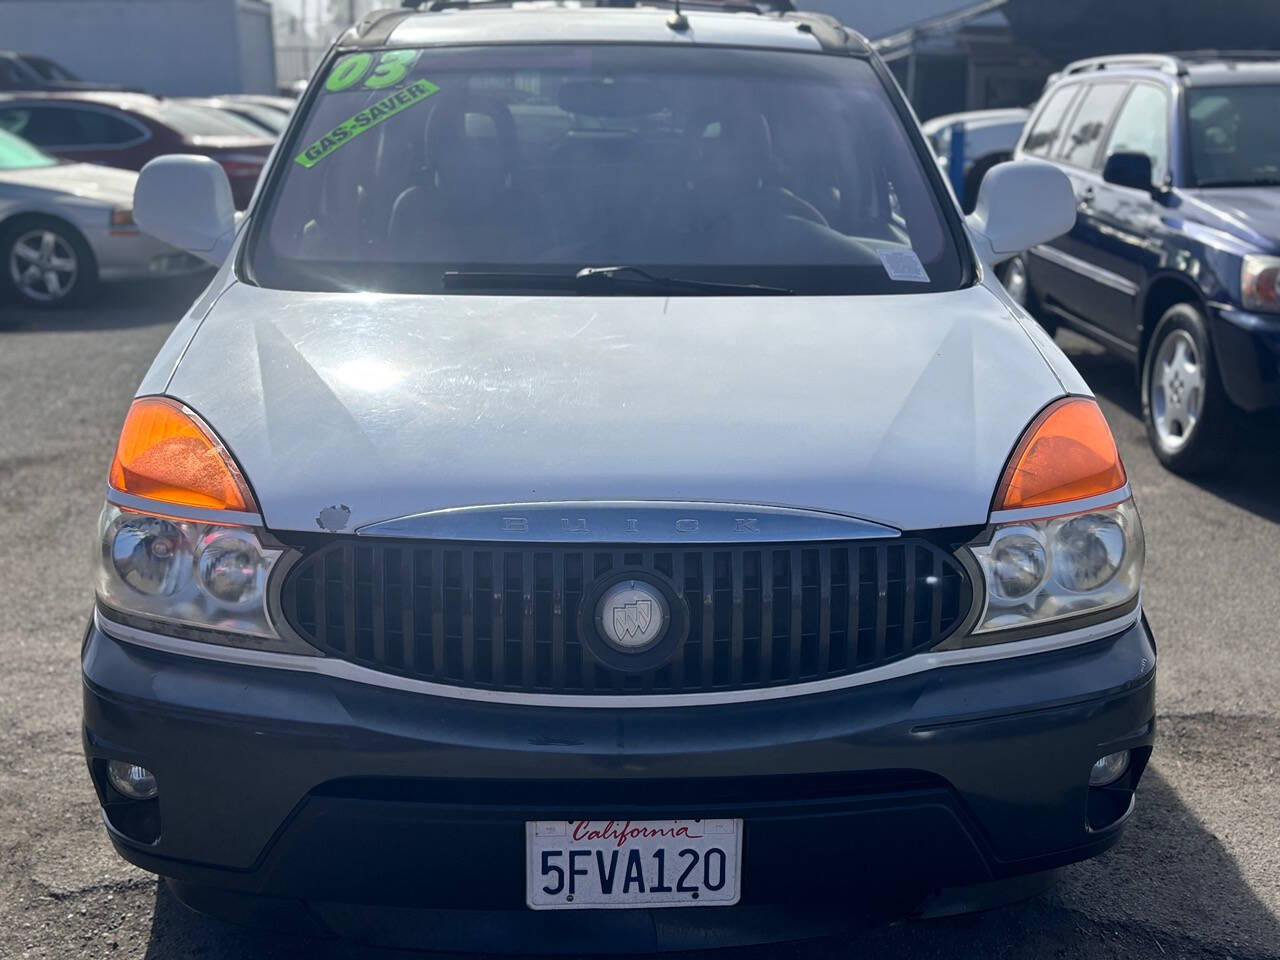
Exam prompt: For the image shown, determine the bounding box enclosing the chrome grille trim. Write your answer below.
[93,605,1144,708]
[277,538,971,696]
[355,501,900,543]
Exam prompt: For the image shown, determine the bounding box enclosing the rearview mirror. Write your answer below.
[134,155,236,265]
[1103,151,1155,193]
[965,159,1076,266]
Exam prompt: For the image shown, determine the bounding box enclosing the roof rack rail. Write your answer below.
[400,0,795,12]
[1063,53,1186,77]
[1168,49,1280,64]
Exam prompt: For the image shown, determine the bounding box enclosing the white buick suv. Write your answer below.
[81,2,1154,951]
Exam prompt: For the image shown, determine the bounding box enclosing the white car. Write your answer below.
[178,97,291,137]
[0,129,203,307]
[85,4,1155,949]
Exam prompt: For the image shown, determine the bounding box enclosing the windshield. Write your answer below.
[228,103,288,134]
[1188,85,1280,187]
[0,128,56,169]
[156,102,265,139]
[250,44,965,295]
[24,56,78,82]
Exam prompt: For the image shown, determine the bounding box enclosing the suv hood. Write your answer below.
[1183,186,1280,250]
[161,282,1066,533]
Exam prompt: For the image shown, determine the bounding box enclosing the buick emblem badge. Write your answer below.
[597,580,669,652]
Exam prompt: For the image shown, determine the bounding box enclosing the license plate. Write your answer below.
[525,819,742,910]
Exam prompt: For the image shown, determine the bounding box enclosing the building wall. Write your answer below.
[0,0,276,95]
[799,0,982,41]
[236,1,278,93]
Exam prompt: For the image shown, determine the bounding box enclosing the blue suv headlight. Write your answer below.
[1241,254,1280,313]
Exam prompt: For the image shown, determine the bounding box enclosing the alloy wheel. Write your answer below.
[8,228,79,303]
[1150,329,1204,452]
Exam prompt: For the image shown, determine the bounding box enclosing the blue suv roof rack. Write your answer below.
[1169,49,1280,65]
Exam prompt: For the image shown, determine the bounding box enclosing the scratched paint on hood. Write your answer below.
[159,281,1070,533]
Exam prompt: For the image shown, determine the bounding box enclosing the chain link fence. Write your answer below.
[276,44,331,90]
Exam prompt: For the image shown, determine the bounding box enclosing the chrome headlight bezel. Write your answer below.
[963,494,1144,640]
[94,502,315,654]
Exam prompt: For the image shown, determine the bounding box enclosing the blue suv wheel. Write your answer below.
[1141,303,1235,474]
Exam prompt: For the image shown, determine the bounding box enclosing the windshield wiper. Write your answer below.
[576,266,793,295]
[1195,177,1280,188]
[443,266,793,295]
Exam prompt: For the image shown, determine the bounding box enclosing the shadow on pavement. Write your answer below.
[139,768,1280,960]
[1058,329,1280,525]
[1181,419,1280,524]
[0,274,212,333]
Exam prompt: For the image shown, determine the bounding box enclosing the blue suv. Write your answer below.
[1006,52,1280,474]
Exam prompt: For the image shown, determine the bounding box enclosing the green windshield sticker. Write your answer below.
[325,50,419,93]
[295,78,439,169]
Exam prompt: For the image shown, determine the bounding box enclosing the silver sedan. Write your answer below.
[0,129,205,307]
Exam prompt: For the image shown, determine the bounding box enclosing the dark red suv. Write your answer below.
[0,91,272,208]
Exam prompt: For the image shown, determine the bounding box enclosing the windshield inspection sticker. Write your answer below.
[295,78,439,169]
[878,249,931,283]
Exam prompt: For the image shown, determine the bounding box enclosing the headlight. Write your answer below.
[969,497,1143,634]
[986,527,1049,601]
[1241,254,1280,313]
[1053,511,1127,591]
[961,395,1142,637]
[96,397,314,653]
[195,528,267,609]
[96,503,297,646]
[110,514,192,596]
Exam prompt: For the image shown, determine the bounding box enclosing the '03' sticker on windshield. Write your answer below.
[295,78,439,169]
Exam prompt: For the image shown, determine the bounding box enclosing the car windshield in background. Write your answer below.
[1188,85,1280,187]
[251,44,965,295]
[23,56,78,82]
[155,102,265,139]
[230,103,288,134]
[0,128,56,169]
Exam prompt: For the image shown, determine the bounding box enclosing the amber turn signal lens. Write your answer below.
[995,397,1126,511]
[109,397,256,512]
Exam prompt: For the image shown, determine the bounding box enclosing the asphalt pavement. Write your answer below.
[1,278,1277,960]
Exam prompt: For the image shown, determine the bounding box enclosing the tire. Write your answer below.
[961,153,1009,214]
[997,253,1055,333]
[0,216,98,308]
[1141,302,1235,475]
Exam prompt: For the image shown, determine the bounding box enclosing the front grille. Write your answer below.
[278,539,972,696]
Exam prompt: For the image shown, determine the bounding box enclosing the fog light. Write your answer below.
[1089,750,1130,786]
[107,760,158,800]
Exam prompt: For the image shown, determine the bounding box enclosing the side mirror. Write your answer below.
[134,155,237,265]
[1103,151,1155,193]
[965,159,1076,266]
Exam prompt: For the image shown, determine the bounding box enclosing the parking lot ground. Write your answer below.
[1,285,1277,960]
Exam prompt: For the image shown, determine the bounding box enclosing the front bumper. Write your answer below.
[82,614,1155,920]
[1209,302,1280,412]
